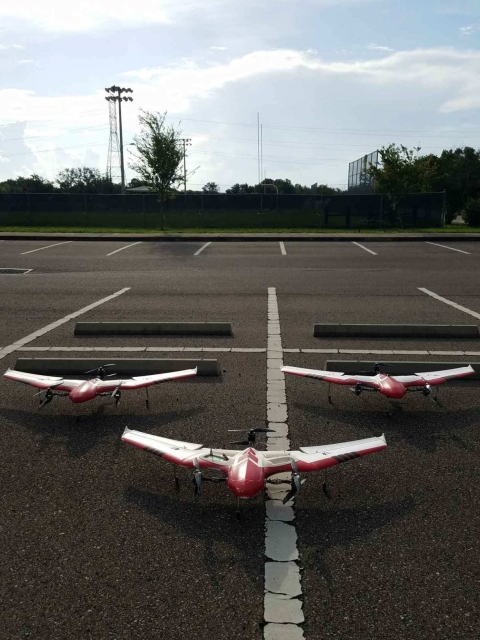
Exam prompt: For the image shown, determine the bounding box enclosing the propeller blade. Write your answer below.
[229,440,250,446]
[252,428,276,434]
[282,486,297,504]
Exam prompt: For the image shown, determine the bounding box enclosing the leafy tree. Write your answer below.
[56,167,120,193]
[202,181,220,193]
[463,198,480,227]
[126,177,150,189]
[226,183,255,194]
[369,144,424,226]
[0,174,56,193]
[129,110,184,202]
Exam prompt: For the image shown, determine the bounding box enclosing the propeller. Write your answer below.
[228,427,276,446]
[282,459,304,504]
[356,362,393,375]
[34,388,54,409]
[85,364,117,380]
[111,386,122,407]
[192,458,202,500]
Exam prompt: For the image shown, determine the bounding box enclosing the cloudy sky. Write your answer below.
[1,0,480,190]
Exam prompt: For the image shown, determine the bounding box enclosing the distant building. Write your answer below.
[348,151,379,193]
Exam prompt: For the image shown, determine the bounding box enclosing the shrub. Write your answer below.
[463,198,480,227]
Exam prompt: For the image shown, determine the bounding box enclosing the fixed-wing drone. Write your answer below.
[281,363,475,403]
[122,426,387,516]
[3,365,197,409]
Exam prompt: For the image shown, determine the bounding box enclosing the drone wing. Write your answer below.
[262,434,387,474]
[281,365,380,389]
[394,365,475,388]
[122,427,237,470]
[97,367,198,391]
[3,368,82,391]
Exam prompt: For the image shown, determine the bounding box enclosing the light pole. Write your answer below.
[180,138,192,193]
[105,85,133,190]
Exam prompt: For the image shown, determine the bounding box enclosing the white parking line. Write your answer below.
[279,241,287,255]
[0,288,130,361]
[419,287,480,321]
[194,242,212,256]
[14,346,480,356]
[352,241,377,255]
[426,242,470,255]
[106,242,142,257]
[20,241,73,255]
[264,287,304,637]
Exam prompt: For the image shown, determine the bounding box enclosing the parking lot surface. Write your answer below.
[1,239,479,640]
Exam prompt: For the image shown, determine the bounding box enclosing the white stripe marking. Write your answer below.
[264,287,304,636]
[419,287,480,321]
[279,241,287,255]
[194,242,212,256]
[0,288,130,361]
[20,241,72,255]
[106,242,142,257]
[426,241,470,254]
[352,241,377,255]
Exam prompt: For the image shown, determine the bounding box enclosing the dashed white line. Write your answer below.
[0,288,130,361]
[426,242,470,255]
[279,241,287,255]
[419,287,480,321]
[194,242,212,256]
[106,242,142,257]
[20,241,73,255]
[264,287,304,638]
[352,241,377,255]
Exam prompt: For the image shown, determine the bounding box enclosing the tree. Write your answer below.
[56,167,120,193]
[369,144,424,226]
[129,110,184,202]
[226,183,255,194]
[0,174,55,193]
[202,181,219,193]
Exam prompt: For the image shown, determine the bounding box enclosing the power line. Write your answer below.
[0,109,105,129]
[0,124,108,143]
[0,141,106,158]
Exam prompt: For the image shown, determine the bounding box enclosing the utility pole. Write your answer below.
[180,138,192,193]
[105,85,133,190]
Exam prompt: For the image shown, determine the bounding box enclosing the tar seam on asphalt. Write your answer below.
[264,287,305,638]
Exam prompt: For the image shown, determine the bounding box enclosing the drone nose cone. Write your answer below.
[227,476,264,498]
[380,378,407,399]
[69,382,96,403]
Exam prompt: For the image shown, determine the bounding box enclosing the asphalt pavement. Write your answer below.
[1,239,479,640]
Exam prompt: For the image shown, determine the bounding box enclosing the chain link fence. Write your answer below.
[0,191,446,228]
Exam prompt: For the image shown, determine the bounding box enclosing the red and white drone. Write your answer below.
[282,363,474,404]
[122,426,387,516]
[4,365,197,409]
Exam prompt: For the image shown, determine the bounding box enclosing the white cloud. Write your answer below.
[459,24,480,36]
[0,43,24,50]
[210,46,227,51]
[366,43,395,52]
[120,47,480,115]
[0,0,227,32]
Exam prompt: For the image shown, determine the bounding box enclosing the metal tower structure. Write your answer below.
[105,86,133,189]
[106,97,121,183]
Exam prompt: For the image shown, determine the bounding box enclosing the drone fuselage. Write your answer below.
[376,374,408,399]
[68,379,103,403]
[226,448,267,499]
